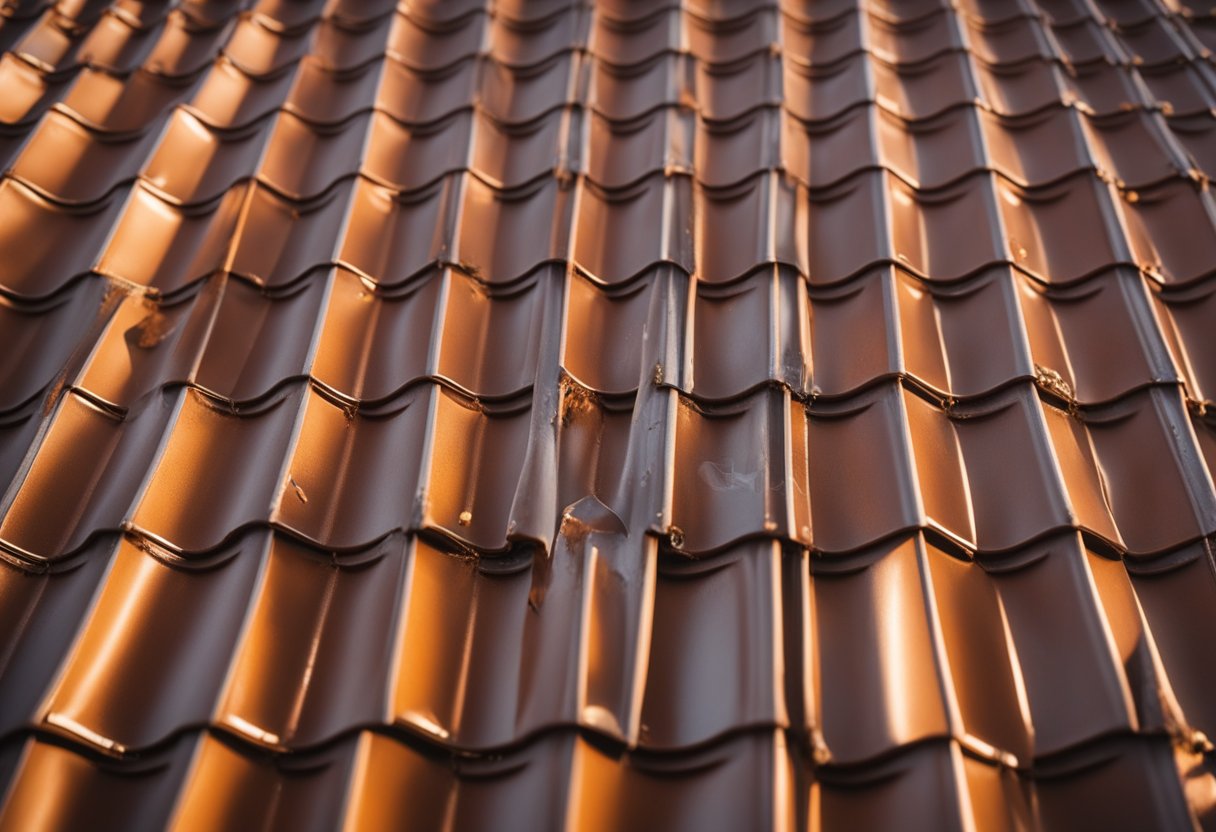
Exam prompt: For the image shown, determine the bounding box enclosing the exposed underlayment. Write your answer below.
[2,0,1216,828]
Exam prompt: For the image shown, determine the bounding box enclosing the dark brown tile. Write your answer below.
[285,55,381,124]
[804,171,1005,285]
[1015,267,1176,403]
[808,536,954,762]
[97,183,246,295]
[1121,178,1216,285]
[987,533,1185,754]
[344,731,574,830]
[1166,113,1216,182]
[1153,278,1216,403]
[690,266,806,399]
[38,533,265,752]
[387,11,485,72]
[1137,61,1216,116]
[0,279,108,412]
[0,390,175,560]
[272,387,426,549]
[169,732,359,832]
[479,52,576,124]
[686,7,775,65]
[981,106,1091,187]
[10,109,158,203]
[215,535,407,748]
[696,174,783,283]
[141,109,272,206]
[803,386,918,552]
[259,110,368,200]
[0,537,115,736]
[995,173,1125,283]
[670,388,803,553]
[61,68,194,133]
[565,730,794,832]
[0,734,196,831]
[1035,737,1196,831]
[417,390,533,550]
[572,175,688,283]
[972,58,1068,117]
[434,268,549,397]
[1081,108,1189,187]
[338,178,451,286]
[969,15,1054,64]
[1129,547,1216,743]
[816,740,1029,830]
[1112,15,1192,65]
[306,268,435,400]
[363,109,471,190]
[562,269,673,394]
[129,387,302,551]
[589,52,683,122]
[1082,387,1216,552]
[222,17,310,77]
[459,175,567,283]
[641,541,785,747]
[186,58,297,130]
[953,387,1107,550]
[0,180,125,299]
[1050,17,1128,65]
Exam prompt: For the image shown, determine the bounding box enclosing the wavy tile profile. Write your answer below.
[2,0,1216,829]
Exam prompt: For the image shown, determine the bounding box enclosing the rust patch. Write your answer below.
[1034,364,1074,402]
[560,383,596,427]
[131,302,175,349]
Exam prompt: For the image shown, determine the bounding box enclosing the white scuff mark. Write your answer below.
[698,460,760,492]
[225,714,281,746]
[46,713,126,754]
[403,711,451,740]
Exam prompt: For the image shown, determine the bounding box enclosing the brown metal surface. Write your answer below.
[1,0,1216,828]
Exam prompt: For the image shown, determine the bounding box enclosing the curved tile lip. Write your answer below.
[4,181,1212,308]
[8,714,787,765]
[7,696,1196,768]
[803,728,1185,777]
[54,44,1185,142]
[9,203,1208,322]
[9,20,221,82]
[7,380,1202,567]
[12,280,1186,444]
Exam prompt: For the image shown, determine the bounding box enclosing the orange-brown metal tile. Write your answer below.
[2,0,1216,828]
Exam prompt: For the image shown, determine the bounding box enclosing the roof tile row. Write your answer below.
[5,95,1212,209]
[3,162,1216,302]
[2,366,1213,560]
[3,528,1215,758]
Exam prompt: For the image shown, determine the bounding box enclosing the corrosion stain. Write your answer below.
[1034,364,1074,402]
[129,303,176,349]
[560,383,596,427]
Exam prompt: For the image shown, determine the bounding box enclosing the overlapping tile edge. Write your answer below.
[2,0,1216,829]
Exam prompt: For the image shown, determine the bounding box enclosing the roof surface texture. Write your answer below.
[1,0,1216,828]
